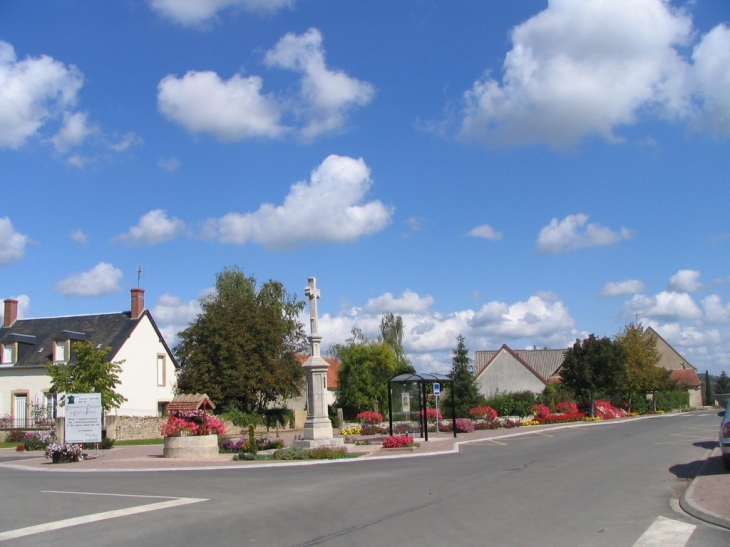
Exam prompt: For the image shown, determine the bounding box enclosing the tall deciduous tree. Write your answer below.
[174,266,307,413]
[614,323,670,411]
[441,335,486,418]
[331,329,402,418]
[46,340,127,412]
[379,312,415,375]
[560,334,626,416]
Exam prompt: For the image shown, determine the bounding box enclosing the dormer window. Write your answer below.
[1,343,15,364]
[54,340,68,363]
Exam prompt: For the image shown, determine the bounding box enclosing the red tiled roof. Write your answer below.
[167,393,215,411]
[670,368,701,388]
[296,354,340,389]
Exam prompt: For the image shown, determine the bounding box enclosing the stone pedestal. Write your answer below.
[163,434,219,458]
[293,348,343,449]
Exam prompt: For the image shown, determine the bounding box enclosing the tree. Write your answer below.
[331,329,401,418]
[46,340,127,412]
[560,334,626,416]
[379,312,414,375]
[174,266,307,413]
[705,371,715,406]
[441,335,486,418]
[615,323,670,411]
[714,371,730,395]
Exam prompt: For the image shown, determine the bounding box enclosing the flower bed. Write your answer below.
[382,435,414,448]
[356,411,383,425]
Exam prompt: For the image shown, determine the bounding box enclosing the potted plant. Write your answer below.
[45,442,83,463]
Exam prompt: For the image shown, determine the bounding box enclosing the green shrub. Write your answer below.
[247,424,258,455]
[6,430,25,443]
[309,446,349,459]
[484,391,535,417]
[274,447,310,460]
[654,390,690,412]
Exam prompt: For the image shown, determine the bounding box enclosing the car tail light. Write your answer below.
[723,423,730,438]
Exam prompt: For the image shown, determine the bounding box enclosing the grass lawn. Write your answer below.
[113,438,164,446]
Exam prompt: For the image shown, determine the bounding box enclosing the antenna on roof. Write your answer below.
[136,265,144,288]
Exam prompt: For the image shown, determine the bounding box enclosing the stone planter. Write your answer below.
[163,434,219,459]
[51,453,81,463]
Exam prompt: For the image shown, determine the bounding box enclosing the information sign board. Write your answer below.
[64,393,102,444]
[401,393,410,412]
[433,382,441,396]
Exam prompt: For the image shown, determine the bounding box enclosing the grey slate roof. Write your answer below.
[0,312,141,368]
[475,347,567,383]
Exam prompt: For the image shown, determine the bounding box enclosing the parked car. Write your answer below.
[720,400,730,471]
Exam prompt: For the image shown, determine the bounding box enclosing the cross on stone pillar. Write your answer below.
[305,277,320,335]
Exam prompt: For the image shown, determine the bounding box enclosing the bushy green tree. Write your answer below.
[441,335,486,418]
[560,334,626,416]
[46,340,127,412]
[705,370,714,406]
[615,323,671,412]
[714,371,730,394]
[332,329,403,418]
[175,266,307,413]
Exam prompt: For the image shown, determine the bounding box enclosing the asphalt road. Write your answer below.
[0,412,728,546]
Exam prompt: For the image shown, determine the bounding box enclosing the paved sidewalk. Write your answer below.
[1,416,728,530]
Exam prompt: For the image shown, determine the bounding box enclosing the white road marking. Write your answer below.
[632,516,695,547]
[0,491,207,542]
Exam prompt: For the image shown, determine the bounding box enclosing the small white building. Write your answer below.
[0,289,177,424]
[474,345,567,398]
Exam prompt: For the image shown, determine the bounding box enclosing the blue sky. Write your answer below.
[2,0,730,375]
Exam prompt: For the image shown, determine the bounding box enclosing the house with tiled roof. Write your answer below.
[474,345,567,398]
[644,327,702,407]
[0,289,177,426]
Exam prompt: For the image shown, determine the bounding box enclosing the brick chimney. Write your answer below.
[4,299,18,328]
[131,288,145,319]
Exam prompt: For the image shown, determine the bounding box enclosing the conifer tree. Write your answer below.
[441,335,486,418]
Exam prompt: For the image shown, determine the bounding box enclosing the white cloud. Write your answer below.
[70,229,88,244]
[702,295,730,324]
[690,24,730,136]
[158,156,180,171]
[65,154,95,169]
[649,321,723,349]
[50,111,95,153]
[149,0,294,26]
[598,279,645,298]
[623,291,702,320]
[109,132,143,152]
[668,269,702,292]
[151,293,200,325]
[459,0,694,147]
[0,217,30,266]
[317,290,577,373]
[0,41,84,149]
[467,224,503,240]
[55,262,123,297]
[116,209,185,245]
[265,28,375,140]
[537,213,632,253]
[158,70,286,140]
[203,155,393,249]
[363,290,434,315]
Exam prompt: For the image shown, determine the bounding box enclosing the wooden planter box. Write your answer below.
[163,434,219,459]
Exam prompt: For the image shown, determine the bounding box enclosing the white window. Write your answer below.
[45,393,57,420]
[54,340,67,362]
[2,343,14,364]
[157,354,165,386]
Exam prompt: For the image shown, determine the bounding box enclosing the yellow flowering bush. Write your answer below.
[521,420,540,426]
[583,416,601,421]
[340,426,362,436]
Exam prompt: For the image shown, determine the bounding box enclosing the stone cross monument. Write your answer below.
[294,277,343,448]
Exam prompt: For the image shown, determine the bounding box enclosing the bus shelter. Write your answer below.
[388,372,457,440]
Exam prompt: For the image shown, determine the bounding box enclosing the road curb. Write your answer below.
[679,447,730,530]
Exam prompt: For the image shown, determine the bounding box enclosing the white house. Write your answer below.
[0,289,177,424]
[474,345,567,398]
